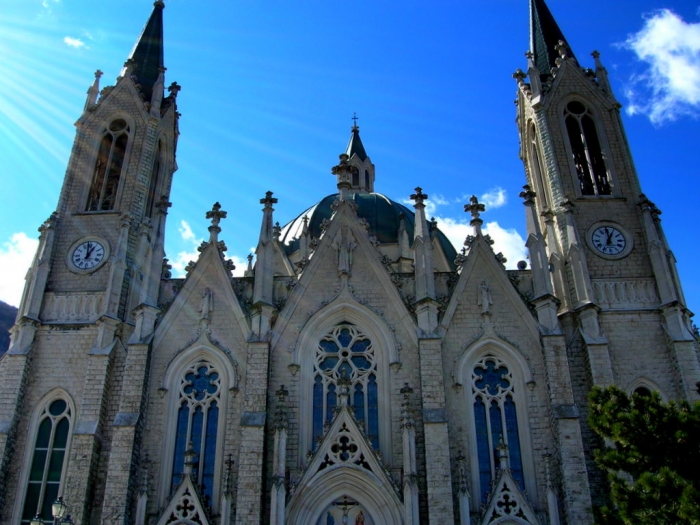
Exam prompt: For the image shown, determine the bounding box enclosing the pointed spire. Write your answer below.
[346,114,368,161]
[123,1,165,102]
[84,70,103,111]
[529,0,575,75]
[410,187,438,334]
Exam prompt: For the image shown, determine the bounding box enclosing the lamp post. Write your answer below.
[29,497,73,525]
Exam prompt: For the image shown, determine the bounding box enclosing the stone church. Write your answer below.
[1,0,697,524]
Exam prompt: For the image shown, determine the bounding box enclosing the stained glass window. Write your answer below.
[471,356,524,502]
[21,399,71,524]
[564,101,611,196]
[313,324,379,449]
[87,119,130,211]
[171,361,220,509]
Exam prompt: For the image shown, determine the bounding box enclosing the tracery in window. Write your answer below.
[564,101,611,196]
[21,399,71,524]
[313,324,379,449]
[471,356,524,503]
[171,361,220,509]
[87,118,130,211]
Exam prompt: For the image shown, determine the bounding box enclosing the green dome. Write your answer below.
[279,192,458,269]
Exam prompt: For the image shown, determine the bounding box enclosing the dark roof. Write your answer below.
[346,126,368,161]
[530,0,575,75]
[126,1,165,101]
[279,192,458,269]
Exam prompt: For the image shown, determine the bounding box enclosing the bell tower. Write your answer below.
[15,0,179,333]
[514,0,698,397]
[0,2,181,522]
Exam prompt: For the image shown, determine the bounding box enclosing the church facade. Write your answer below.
[1,1,697,524]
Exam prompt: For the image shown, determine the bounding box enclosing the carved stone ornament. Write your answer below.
[199,288,213,320]
[477,281,493,314]
[332,227,357,276]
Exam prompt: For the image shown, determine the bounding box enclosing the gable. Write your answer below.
[441,236,540,342]
[271,200,417,353]
[286,406,404,525]
[154,241,249,356]
[155,476,211,525]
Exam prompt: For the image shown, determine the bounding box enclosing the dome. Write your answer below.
[279,192,458,269]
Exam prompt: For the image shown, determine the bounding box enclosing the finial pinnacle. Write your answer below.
[410,187,429,207]
[167,81,181,96]
[351,112,359,132]
[260,191,278,208]
[206,202,227,242]
[206,202,227,227]
[464,195,485,221]
[464,195,486,234]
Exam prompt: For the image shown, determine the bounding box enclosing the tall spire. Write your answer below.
[337,114,375,193]
[123,1,165,101]
[529,0,575,75]
[345,114,368,162]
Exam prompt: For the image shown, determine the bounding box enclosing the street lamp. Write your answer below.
[52,497,67,523]
[29,497,71,525]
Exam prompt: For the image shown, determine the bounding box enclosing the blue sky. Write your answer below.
[1,0,699,320]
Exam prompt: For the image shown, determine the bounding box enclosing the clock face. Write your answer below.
[591,226,626,256]
[71,240,106,270]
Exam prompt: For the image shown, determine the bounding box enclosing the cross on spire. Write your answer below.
[410,187,428,206]
[465,195,486,235]
[465,195,485,221]
[260,191,278,209]
[351,112,359,131]
[206,202,227,242]
[206,202,227,227]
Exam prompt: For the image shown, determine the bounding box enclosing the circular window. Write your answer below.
[108,119,128,132]
[566,100,586,114]
[49,399,68,416]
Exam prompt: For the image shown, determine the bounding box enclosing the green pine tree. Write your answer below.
[588,386,700,524]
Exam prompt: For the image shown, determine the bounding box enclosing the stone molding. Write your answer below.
[41,292,105,322]
[592,279,659,310]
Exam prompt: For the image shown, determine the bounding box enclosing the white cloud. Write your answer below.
[0,233,39,307]
[481,221,528,267]
[624,9,700,123]
[170,220,245,278]
[480,187,507,209]
[63,36,86,49]
[434,216,527,269]
[42,0,59,10]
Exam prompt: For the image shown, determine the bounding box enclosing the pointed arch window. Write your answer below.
[86,118,130,211]
[146,139,164,218]
[471,356,525,503]
[313,324,379,449]
[564,101,611,196]
[351,167,360,188]
[170,361,221,509]
[528,123,549,208]
[21,399,71,524]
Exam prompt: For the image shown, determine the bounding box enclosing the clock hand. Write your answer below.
[605,228,613,245]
